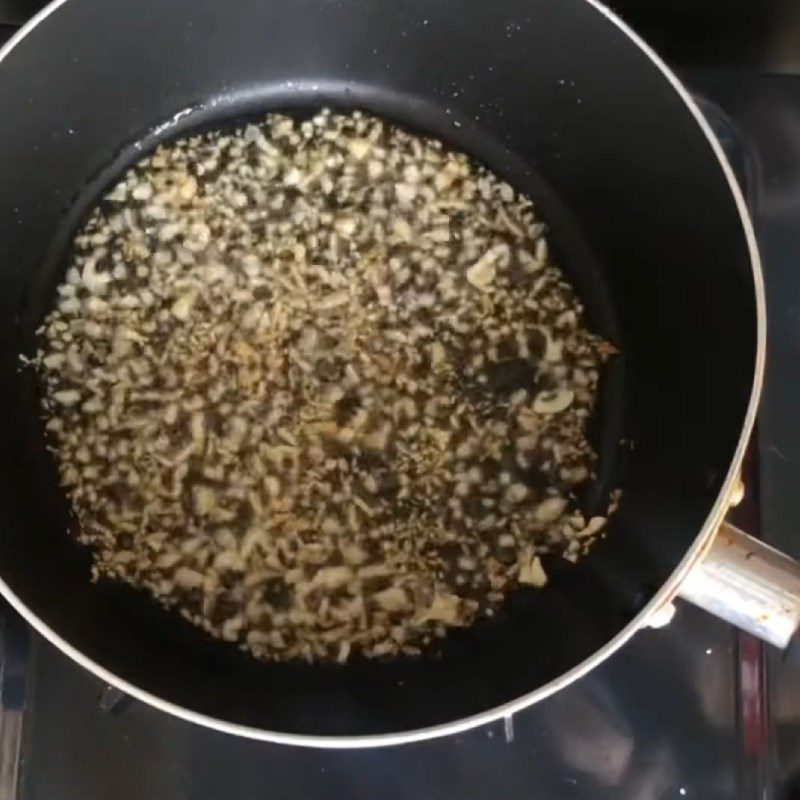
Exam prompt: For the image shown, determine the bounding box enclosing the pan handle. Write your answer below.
[678,521,800,652]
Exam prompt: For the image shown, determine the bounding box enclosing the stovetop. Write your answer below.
[3,5,800,800]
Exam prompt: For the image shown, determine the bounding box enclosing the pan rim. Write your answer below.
[0,0,766,748]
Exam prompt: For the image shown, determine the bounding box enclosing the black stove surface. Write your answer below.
[12,609,744,800]
[2,7,800,800]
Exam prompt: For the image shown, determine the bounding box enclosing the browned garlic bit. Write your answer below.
[32,109,617,663]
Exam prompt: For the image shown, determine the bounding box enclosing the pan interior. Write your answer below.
[16,85,628,736]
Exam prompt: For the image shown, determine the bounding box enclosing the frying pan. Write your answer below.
[0,0,787,747]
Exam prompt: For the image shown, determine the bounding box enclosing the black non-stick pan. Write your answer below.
[0,0,775,746]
